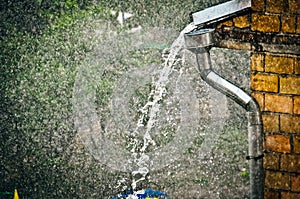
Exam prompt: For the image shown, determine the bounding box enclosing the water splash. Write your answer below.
[129,23,197,190]
[72,21,248,197]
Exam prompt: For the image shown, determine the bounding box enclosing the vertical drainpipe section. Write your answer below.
[184,29,264,199]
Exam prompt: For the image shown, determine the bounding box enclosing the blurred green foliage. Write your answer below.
[0,0,230,38]
[0,0,233,198]
[0,0,106,38]
[0,2,115,197]
[241,171,250,178]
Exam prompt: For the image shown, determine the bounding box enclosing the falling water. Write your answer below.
[129,22,197,191]
[2,1,254,198]
[73,19,250,197]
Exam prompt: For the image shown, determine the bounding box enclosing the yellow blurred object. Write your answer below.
[14,189,19,199]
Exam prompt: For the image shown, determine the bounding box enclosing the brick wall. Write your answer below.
[213,0,300,198]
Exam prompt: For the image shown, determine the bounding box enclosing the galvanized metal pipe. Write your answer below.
[192,0,251,27]
[184,29,264,199]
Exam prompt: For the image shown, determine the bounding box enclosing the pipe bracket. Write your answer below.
[246,154,264,161]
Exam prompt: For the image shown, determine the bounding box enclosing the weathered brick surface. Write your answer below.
[251,73,278,92]
[265,94,293,113]
[291,174,300,192]
[295,57,300,74]
[280,154,300,173]
[217,0,300,195]
[264,189,279,199]
[281,192,300,199]
[280,77,300,95]
[252,92,264,110]
[297,16,300,34]
[251,53,265,72]
[217,19,233,28]
[294,136,300,154]
[264,152,279,169]
[280,115,300,133]
[266,0,287,13]
[290,0,300,15]
[252,0,265,12]
[262,113,279,132]
[265,54,294,74]
[265,171,290,190]
[266,134,291,152]
[233,15,250,28]
[281,16,296,33]
[294,96,300,114]
[252,14,280,32]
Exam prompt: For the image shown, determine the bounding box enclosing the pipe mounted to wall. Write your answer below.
[184,28,264,199]
[192,0,251,27]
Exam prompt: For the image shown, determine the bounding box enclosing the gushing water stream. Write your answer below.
[73,19,250,197]
[129,23,197,191]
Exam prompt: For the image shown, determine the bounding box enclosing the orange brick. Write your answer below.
[252,14,280,32]
[282,16,296,33]
[262,113,279,132]
[265,171,290,190]
[251,74,278,92]
[294,96,300,114]
[233,15,250,28]
[291,174,300,192]
[265,54,294,74]
[265,189,279,199]
[252,92,264,110]
[290,0,300,14]
[297,16,300,34]
[217,19,233,28]
[264,152,280,169]
[266,134,291,152]
[280,77,300,95]
[281,154,300,172]
[295,57,300,74]
[251,53,265,72]
[294,136,300,153]
[291,175,300,191]
[281,192,300,199]
[265,94,293,113]
[266,0,287,13]
[252,0,265,12]
[280,115,300,133]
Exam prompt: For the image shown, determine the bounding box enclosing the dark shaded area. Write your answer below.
[0,0,99,39]
[0,0,40,38]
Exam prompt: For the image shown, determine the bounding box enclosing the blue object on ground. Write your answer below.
[113,189,168,199]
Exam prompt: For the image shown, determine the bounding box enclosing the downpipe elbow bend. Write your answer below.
[184,27,264,199]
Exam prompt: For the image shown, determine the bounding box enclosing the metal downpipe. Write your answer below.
[184,29,264,199]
